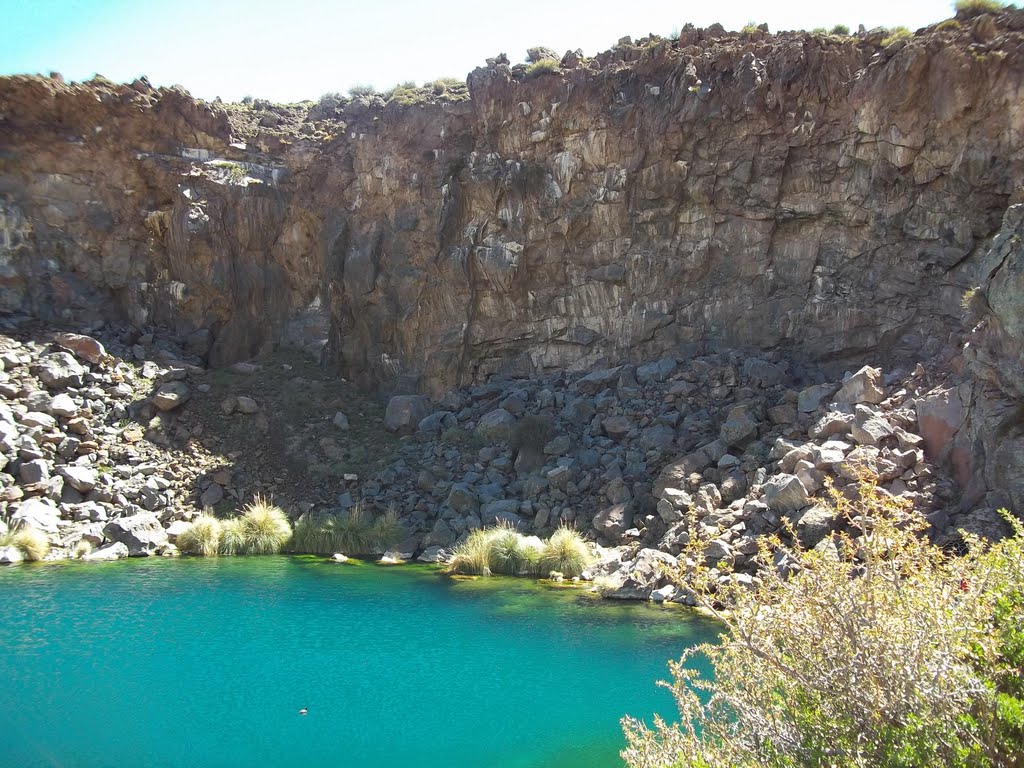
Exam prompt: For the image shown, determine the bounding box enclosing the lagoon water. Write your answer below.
[0,557,718,767]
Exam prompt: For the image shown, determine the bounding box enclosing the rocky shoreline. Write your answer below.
[0,312,1008,603]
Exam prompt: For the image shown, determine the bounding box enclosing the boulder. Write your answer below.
[417,546,448,563]
[742,357,786,386]
[602,415,632,441]
[834,366,886,405]
[84,541,129,561]
[763,474,811,513]
[103,514,168,556]
[10,498,60,533]
[446,483,480,514]
[719,405,759,447]
[593,502,633,539]
[475,409,515,441]
[417,410,455,434]
[35,352,87,389]
[54,332,108,364]
[481,499,523,527]
[152,382,191,411]
[603,548,678,600]
[576,366,622,395]
[57,465,98,492]
[0,545,25,564]
[332,411,350,430]
[235,396,259,414]
[48,393,78,418]
[384,395,431,434]
[795,505,837,548]
[798,382,839,413]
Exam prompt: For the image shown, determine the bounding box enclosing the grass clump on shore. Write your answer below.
[177,514,222,556]
[621,477,1024,768]
[0,525,50,561]
[239,496,291,554]
[448,524,592,578]
[539,526,593,578]
[289,505,401,555]
[178,498,292,556]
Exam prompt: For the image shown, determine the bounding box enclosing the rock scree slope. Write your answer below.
[0,15,1023,590]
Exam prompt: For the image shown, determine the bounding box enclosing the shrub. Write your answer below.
[218,517,245,555]
[880,26,913,46]
[810,27,828,35]
[448,528,497,576]
[741,21,760,35]
[956,0,1008,16]
[539,525,593,578]
[177,515,221,556]
[348,84,376,97]
[0,525,50,561]
[488,524,533,575]
[239,496,291,554]
[73,539,92,559]
[290,512,335,554]
[525,59,559,78]
[831,23,850,35]
[369,508,403,552]
[621,477,1024,768]
[937,18,963,30]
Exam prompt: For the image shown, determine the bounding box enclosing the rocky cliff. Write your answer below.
[2,14,1023,394]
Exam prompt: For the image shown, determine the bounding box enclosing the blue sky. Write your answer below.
[1,0,964,103]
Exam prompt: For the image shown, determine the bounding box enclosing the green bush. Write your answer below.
[288,506,397,555]
[955,0,1008,16]
[880,26,913,46]
[290,512,336,555]
[621,478,1024,768]
[539,525,593,577]
[525,59,559,78]
[831,23,850,35]
[937,18,963,30]
[239,496,291,554]
[0,525,50,561]
[177,515,221,556]
[741,21,760,34]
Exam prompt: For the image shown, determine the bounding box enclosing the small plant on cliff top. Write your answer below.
[956,0,1009,16]
[348,83,376,98]
[880,26,913,45]
[621,476,1024,768]
[525,59,559,78]
[831,23,850,35]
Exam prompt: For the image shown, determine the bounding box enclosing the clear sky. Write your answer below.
[1,0,965,103]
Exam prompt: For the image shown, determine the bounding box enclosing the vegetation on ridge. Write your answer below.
[621,476,1024,768]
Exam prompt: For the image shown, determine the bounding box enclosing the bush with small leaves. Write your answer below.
[880,26,913,46]
[831,23,850,35]
[525,59,559,78]
[621,477,1024,768]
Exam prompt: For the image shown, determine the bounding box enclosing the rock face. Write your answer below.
[1,18,1022,396]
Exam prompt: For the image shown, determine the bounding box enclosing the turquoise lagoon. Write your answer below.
[0,557,718,767]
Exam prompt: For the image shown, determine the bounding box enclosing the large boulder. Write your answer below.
[35,352,87,389]
[58,465,99,493]
[475,409,515,441]
[602,548,678,600]
[834,366,886,405]
[763,474,811,513]
[54,332,108,365]
[10,498,60,533]
[576,366,622,395]
[593,503,633,539]
[152,382,191,411]
[84,541,130,561]
[384,395,431,434]
[103,514,168,556]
